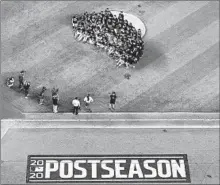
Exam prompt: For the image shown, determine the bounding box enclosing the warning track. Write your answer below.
[1,124,219,184]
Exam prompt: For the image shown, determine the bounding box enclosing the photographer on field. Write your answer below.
[72,97,81,115]
[18,70,25,90]
[109,91,117,111]
[52,88,59,113]
[84,94,93,112]
[6,77,15,88]
[39,86,47,105]
[23,81,31,99]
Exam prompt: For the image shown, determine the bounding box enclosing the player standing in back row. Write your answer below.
[109,92,117,111]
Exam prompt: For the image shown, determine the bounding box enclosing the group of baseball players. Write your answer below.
[6,71,117,114]
[72,8,144,68]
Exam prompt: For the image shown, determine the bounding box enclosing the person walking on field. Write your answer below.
[39,86,47,105]
[18,70,25,90]
[6,77,15,88]
[84,94,93,112]
[23,81,31,99]
[72,97,81,115]
[52,90,59,113]
[109,91,117,111]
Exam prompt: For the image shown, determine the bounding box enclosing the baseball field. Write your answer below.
[1,1,219,113]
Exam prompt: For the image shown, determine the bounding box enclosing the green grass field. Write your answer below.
[1,1,219,113]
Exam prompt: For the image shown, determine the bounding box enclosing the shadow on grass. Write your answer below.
[58,14,74,27]
[135,39,166,70]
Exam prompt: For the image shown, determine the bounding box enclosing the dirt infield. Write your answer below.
[1,1,219,113]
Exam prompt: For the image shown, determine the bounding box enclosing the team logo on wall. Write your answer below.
[26,154,190,183]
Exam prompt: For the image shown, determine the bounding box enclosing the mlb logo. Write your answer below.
[30,166,44,172]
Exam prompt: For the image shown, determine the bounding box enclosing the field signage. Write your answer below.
[26,154,191,183]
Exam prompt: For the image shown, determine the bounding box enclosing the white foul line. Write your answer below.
[30,156,184,159]
[3,119,220,121]
[29,179,187,182]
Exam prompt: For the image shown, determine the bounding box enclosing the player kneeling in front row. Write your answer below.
[77,30,85,42]
[88,36,96,45]
[107,45,115,57]
[74,28,82,39]
[82,31,90,43]
[84,94,93,112]
[6,77,14,88]
[116,55,126,68]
